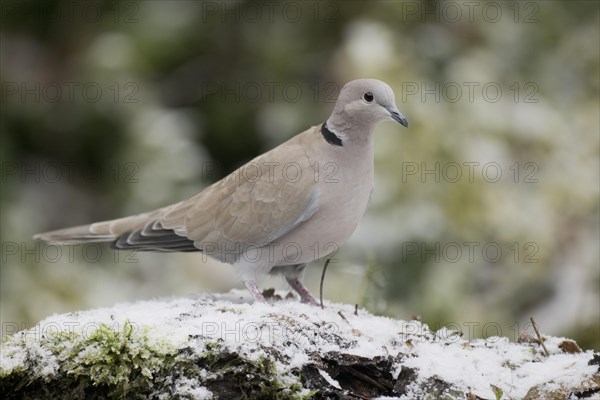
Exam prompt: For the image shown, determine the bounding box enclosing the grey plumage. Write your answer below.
[34,78,408,304]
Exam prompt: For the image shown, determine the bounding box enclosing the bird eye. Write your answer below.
[363,92,374,103]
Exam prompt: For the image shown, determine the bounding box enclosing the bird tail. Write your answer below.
[33,213,157,245]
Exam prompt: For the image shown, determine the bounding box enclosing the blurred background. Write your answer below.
[1,0,598,349]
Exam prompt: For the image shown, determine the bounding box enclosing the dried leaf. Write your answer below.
[558,340,582,354]
[518,332,539,344]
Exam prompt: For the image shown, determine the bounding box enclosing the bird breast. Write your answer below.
[271,142,375,266]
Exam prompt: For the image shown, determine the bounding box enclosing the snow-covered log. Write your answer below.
[1,291,598,399]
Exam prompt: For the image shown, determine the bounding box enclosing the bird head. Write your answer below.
[329,79,408,133]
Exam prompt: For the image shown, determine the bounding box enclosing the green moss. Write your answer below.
[64,321,175,393]
[0,321,178,399]
[1,323,311,399]
[490,384,504,400]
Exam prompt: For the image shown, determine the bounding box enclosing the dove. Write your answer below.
[34,78,408,304]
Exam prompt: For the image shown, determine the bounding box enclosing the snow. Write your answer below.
[402,336,596,398]
[174,378,213,400]
[318,368,342,390]
[1,290,598,398]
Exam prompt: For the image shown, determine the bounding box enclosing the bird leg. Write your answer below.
[243,280,266,303]
[272,263,320,306]
[285,276,319,306]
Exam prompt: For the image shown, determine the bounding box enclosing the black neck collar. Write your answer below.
[321,122,343,147]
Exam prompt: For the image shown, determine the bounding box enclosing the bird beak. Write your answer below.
[387,107,408,127]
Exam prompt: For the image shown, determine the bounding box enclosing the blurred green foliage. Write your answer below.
[1,0,598,350]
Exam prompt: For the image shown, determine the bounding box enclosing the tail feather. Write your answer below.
[33,227,116,244]
[32,204,196,252]
[33,213,156,244]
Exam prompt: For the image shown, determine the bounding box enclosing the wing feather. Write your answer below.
[160,142,320,260]
[38,126,323,258]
